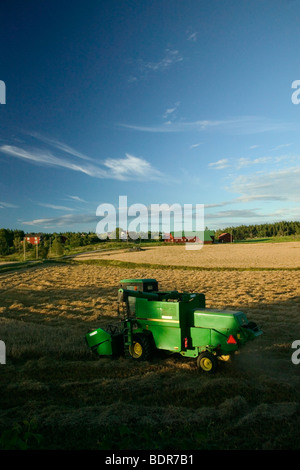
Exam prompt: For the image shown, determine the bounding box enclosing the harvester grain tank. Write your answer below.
[85,279,262,373]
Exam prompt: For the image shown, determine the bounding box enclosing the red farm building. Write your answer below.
[164,230,215,244]
[24,234,43,245]
[218,232,233,243]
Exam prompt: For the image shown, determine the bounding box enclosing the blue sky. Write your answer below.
[0,0,300,234]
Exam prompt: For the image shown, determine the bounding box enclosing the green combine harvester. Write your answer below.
[85,278,262,373]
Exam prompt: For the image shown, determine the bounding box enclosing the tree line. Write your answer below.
[214,220,300,241]
[0,221,299,256]
[0,229,161,257]
[0,230,101,257]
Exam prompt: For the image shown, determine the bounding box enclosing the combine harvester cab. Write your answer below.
[85,278,262,373]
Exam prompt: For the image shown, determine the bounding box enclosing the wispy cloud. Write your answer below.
[0,201,18,209]
[21,213,98,228]
[204,201,233,209]
[235,195,287,203]
[103,153,163,181]
[128,48,183,82]
[208,159,229,170]
[120,115,296,135]
[237,156,272,168]
[0,145,108,177]
[139,48,183,73]
[208,153,300,171]
[190,142,202,149]
[38,203,76,211]
[205,205,300,227]
[204,194,287,210]
[67,195,88,203]
[163,102,180,120]
[205,209,264,219]
[0,139,164,182]
[186,31,198,42]
[271,143,292,151]
[27,132,93,161]
[230,166,300,202]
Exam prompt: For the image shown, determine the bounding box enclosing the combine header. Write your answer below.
[85,279,262,373]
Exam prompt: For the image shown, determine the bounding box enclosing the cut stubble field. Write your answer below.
[75,240,300,269]
[0,242,299,450]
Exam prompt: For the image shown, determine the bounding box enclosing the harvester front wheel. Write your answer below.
[129,334,153,361]
[197,352,217,373]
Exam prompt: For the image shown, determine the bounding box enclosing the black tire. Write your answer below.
[128,333,153,361]
[197,351,218,373]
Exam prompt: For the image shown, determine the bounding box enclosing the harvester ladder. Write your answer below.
[123,320,133,358]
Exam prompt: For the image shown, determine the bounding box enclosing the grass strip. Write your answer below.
[73,258,300,272]
[0,261,44,274]
[1,257,299,273]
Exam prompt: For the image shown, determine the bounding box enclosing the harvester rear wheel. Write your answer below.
[197,352,218,373]
[129,334,153,361]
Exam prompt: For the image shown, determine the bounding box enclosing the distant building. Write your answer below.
[218,232,233,243]
[164,230,215,244]
[24,233,43,245]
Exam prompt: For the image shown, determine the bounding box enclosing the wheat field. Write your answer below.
[0,243,300,449]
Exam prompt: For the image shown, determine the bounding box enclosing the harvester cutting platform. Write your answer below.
[85,278,262,373]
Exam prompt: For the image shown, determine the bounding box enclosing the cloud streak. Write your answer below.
[21,213,99,228]
[128,48,183,82]
[187,31,197,42]
[38,203,76,211]
[163,101,180,120]
[0,201,18,209]
[140,49,183,73]
[0,141,164,182]
[208,153,300,171]
[230,166,300,202]
[67,195,88,203]
[120,115,296,135]
[205,209,264,219]
[103,154,162,181]
[28,132,94,161]
[208,159,229,170]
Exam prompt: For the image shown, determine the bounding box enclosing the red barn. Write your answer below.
[164,233,186,243]
[164,232,214,244]
[218,232,233,243]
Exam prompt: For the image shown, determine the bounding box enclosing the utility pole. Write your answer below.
[23,237,26,261]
